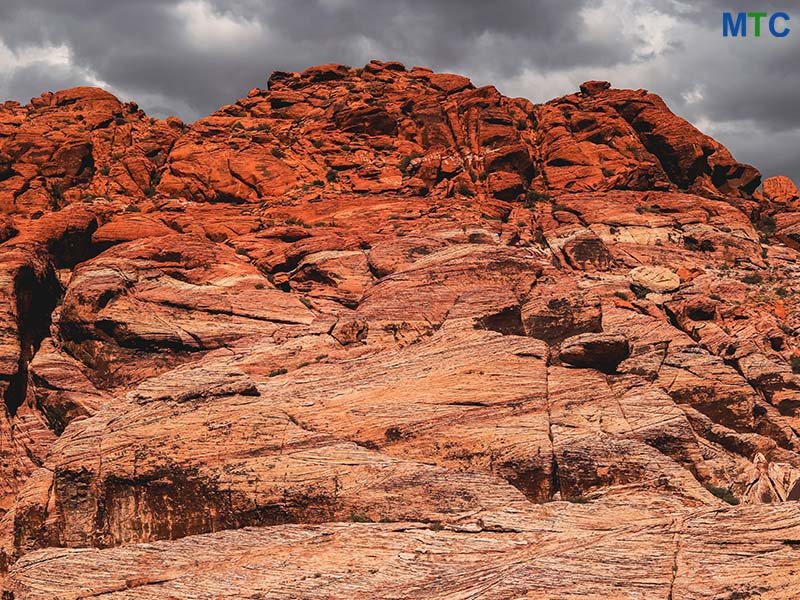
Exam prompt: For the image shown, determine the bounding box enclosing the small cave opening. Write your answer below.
[3,265,62,418]
[474,305,525,336]
[45,216,100,269]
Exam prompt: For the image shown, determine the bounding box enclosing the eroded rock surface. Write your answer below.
[0,62,799,597]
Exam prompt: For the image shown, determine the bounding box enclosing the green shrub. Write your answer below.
[349,512,372,523]
[325,169,338,183]
[684,237,715,252]
[523,190,550,208]
[271,147,285,159]
[268,368,288,377]
[755,214,776,240]
[564,495,590,504]
[702,482,739,505]
[456,182,475,197]
[398,151,423,173]
[385,427,403,441]
[49,184,64,206]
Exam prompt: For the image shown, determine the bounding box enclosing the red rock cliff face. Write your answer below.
[0,61,799,598]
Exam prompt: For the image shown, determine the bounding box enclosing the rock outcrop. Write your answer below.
[0,61,798,597]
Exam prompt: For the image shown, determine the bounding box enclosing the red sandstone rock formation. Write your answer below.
[0,61,799,598]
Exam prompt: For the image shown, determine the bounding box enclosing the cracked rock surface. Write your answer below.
[0,61,799,597]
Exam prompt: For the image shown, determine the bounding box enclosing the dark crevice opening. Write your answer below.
[474,306,525,336]
[4,266,62,418]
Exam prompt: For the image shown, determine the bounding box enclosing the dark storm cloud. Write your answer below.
[2,62,96,104]
[0,0,797,182]
[621,1,800,181]
[651,1,800,132]
[0,0,624,116]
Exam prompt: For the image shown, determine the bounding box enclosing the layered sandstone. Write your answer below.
[0,61,799,598]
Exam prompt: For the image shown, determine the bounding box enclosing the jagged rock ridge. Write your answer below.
[0,60,799,598]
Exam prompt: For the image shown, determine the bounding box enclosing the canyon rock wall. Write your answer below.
[0,61,799,598]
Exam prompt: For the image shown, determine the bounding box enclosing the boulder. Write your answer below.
[763,175,799,205]
[579,80,611,96]
[521,291,602,343]
[629,265,681,293]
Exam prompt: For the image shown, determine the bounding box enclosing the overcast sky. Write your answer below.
[0,0,797,183]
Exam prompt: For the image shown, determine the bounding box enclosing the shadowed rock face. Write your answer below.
[0,61,799,598]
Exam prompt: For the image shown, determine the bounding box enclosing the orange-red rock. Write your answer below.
[0,87,179,214]
[763,175,799,205]
[0,63,799,598]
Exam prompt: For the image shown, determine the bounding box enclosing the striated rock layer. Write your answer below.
[0,60,799,598]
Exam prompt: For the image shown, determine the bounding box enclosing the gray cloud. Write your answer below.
[1,61,96,104]
[0,0,797,183]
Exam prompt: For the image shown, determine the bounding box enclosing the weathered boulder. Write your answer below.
[579,80,611,96]
[522,291,602,343]
[629,265,681,293]
[763,175,799,205]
